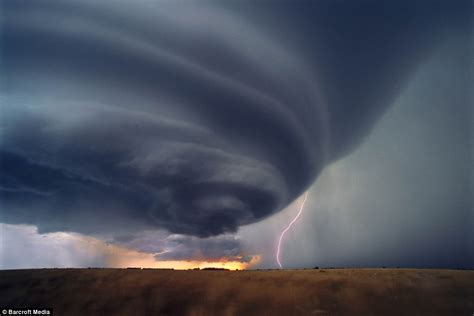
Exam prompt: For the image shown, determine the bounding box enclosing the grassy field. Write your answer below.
[0,268,472,315]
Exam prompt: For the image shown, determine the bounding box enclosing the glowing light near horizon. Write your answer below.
[0,224,260,270]
[276,191,309,269]
[104,244,261,270]
[114,255,261,271]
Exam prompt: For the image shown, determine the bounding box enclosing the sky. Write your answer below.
[0,0,472,269]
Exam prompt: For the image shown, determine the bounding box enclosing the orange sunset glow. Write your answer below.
[75,231,261,270]
[108,256,261,271]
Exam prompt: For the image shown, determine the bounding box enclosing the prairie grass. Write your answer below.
[0,268,472,315]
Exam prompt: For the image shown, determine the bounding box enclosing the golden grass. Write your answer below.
[0,268,472,315]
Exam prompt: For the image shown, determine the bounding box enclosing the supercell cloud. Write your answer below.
[0,0,468,238]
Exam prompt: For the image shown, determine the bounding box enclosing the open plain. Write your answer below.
[0,268,472,315]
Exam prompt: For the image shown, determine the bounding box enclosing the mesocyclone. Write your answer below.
[0,0,464,237]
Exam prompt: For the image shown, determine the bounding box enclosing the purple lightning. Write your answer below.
[276,191,309,269]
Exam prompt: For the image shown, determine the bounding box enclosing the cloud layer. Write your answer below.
[0,224,256,269]
[111,231,254,263]
[0,0,467,237]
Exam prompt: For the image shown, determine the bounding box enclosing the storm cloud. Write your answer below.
[111,231,253,263]
[0,0,469,237]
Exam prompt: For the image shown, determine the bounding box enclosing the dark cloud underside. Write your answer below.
[0,0,469,237]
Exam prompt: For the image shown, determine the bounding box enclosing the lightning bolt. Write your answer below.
[276,191,309,269]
